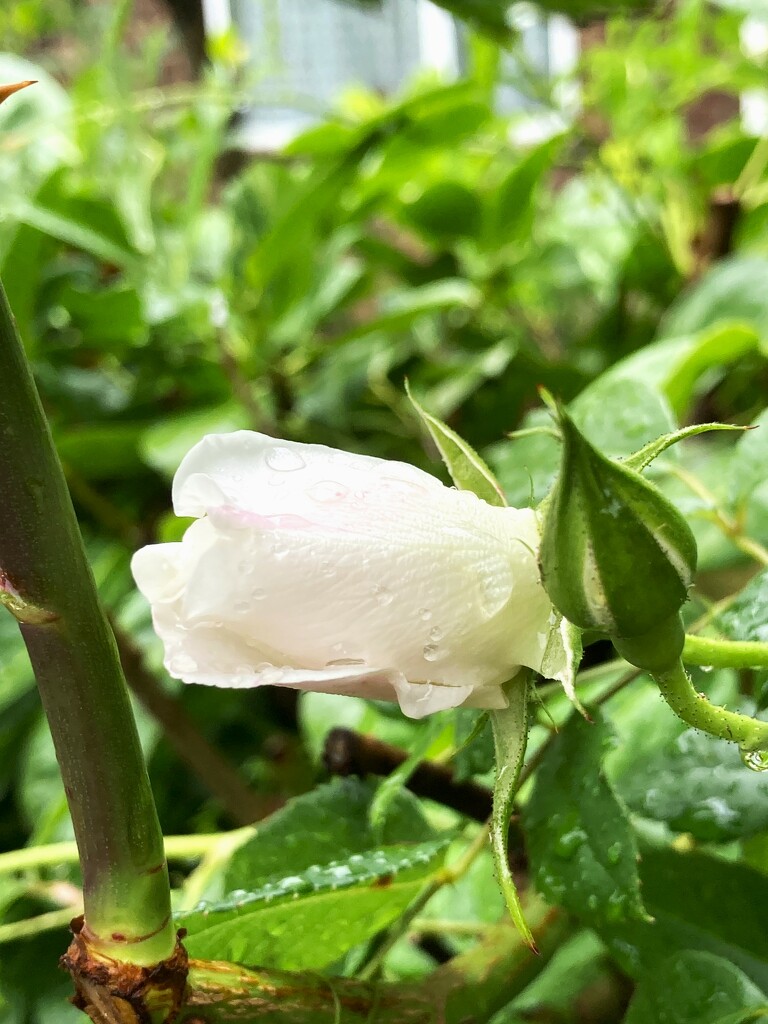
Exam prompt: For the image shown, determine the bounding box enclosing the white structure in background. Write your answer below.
[200,0,579,150]
[741,17,768,135]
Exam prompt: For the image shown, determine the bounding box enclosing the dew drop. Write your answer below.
[418,608,432,622]
[309,480,349,503]
[373,584,393,606]
[429,626,443,642]
[265,446,305,472]
[423,644,439,662]
[741,748,768,772]
[169,653,198,675]
[554,828,586,860]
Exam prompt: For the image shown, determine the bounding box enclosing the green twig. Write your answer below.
[684,634,768,670]
[0,829,255,876]
[654,659,768,754]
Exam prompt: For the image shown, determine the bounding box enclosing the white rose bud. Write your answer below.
[131,432,564,718]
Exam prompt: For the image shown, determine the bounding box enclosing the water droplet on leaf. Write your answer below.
[741,748,768,772]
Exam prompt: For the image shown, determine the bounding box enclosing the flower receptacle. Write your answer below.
[539,406,696,671]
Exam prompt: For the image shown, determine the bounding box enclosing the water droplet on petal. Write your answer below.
[234,600,250,614]
[169,653,198,675]
[265,446,305,472]
[418,608,432,621]
[423,644,439,662]
[251,587,266,600]
[373,584,393,606]
[326,657,365,667]
[309,480,349,503]
[429,626,443,642]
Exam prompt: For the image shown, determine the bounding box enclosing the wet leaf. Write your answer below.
[523,709,647,928]
[177,837,449,968]
[624,950,767,1024]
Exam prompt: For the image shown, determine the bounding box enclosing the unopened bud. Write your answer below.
[539,408,697,671]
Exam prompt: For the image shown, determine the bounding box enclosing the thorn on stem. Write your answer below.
[0,81,37,105]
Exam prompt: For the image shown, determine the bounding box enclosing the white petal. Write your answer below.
[132,430,565,717]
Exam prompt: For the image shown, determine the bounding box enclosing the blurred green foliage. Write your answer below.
[4,0,768,1021]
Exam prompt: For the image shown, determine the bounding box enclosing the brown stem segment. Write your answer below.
[174,899,568,1023]
[0,275,174,965]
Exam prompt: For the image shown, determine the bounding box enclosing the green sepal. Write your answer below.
[490,673,534,949]
[539,406,697,639]
[405,381,507,506]
[623,421,747,474]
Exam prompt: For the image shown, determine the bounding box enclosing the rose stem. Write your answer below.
[0,275,174,966]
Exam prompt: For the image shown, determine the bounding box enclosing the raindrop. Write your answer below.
[418,608,432,621]
[554,828,586,860]
[265,446,305,472]
[309,480,349,503]
[169,653,198,675]
[423,644,439,662]
[429,626,443,642]
[741,748,768,772]
[251,587,266,600]
[373,584,393,606]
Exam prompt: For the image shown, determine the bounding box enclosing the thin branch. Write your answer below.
[115,627,269,826]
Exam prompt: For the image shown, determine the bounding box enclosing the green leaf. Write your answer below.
[13,200,136,268]
[178,837,450,968]
[490,674,533,948]
[225,778,435,891]
[523,709,647,928]
[599,324,759,419]
[406,381,506,506]
[716,570,768,644]
[409,0,514,42]
[730,408,768,509]
[55,423,144,480]
[660,256,768,345]
[624,951,768,1024]
[335,279,481,346]
[485,136,563,249]
[600,849,768,991]
[616,723,768,843]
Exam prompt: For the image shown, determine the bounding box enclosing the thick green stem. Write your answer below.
[173,898,568,1024]
[0,277,174,966]
[654,659,768,753]
[683,633,768,670]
